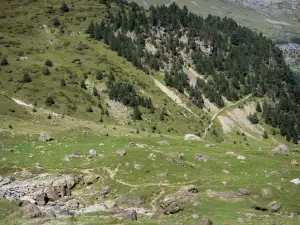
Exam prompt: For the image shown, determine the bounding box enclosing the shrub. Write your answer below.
[47,114,52,119]
[96,71,103,80]
[248,113,259,124]
[45,60,53,67]
[80,80,86,89]
[133,106,142,120]
[52,18,60,27]
[61,78,66,87]
[8,124,12,129]
[60,2,69,12]
[86,106,93,112]
[43,67,50,75]
[32,108,37,112]
[93,86,99,96]
[263,130,268,139]
[0,55,8,66]
[45,95,55,106]
[99,116,103,122]
[22,73,32,83]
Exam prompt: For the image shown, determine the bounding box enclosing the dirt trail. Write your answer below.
[151,77,199,118]
[203,94,252,138]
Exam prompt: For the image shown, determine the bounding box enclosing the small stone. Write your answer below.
[191,213,200,219]
[237,155,246,160]
[116,149,126,156]
[269,201,282,212]
[89,149,97,157]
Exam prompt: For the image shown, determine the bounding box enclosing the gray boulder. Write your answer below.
[161,185,198,214]
[184,134,201,141]
[270,144,289,156]
[20,203,41,218]
[83,173,99,185]
[269,201,282,212]
[116,149,126,156]
[38,134,55,142]
[89,149,97,157]
[44,186,59,201]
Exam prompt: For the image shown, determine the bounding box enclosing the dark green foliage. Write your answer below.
[0,55,8,65]
[86,106,93,112]
[256,102,262,112]
[99,116,103,122]
[80,80,86,89]
[45,60,53,67]
[93,86,99,96]
[32,108,37,112]
[96,71,103,80]
[22,73,32,83]
[133,106,142,120]
[8,124,12,129]
[47,114,52,119]
[87,1,300,140]
[248,113,259,124]
[52,18,61,27]
[263,130,268,139]
[60,78,66,87]
[86,21,95,38]
[45,96,55,106]
[165,71,188,93]
[107,76,154,111]
[60,2,69,13]
[43,67,50,75]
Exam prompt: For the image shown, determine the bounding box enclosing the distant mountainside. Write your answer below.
[129,0,300,42]
[225,0,300,15]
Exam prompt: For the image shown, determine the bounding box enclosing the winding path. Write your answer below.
[203,94,253,138]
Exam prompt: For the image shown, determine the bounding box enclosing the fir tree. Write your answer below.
[43,67,50,75]
[45,60,53,67]
[60,78,66,87]
[133,106,142,120]
[45,96,55,106]
[60,2,69,13]
[22,73,32,83]
[256,102,262,112]
[0,55,8,66]
[263,130,268,139]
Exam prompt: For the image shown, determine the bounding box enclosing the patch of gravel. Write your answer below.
[106,99,133,125]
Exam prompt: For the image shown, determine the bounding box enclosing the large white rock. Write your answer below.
[184,134,201,141]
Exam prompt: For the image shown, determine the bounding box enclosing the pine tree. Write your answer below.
[45,60,53,67]
[60,2,69,13]
[0,55,8,66]
[22,73,32,83]
[96,71,103,80]
[43,67,50,75]
[47,114,52,119]
[133,106,142,120]
[256,102,262,112]
[80,80,86,89]
[60,78,66,87]
[263,130,268,139]
[45,96,55,106]
[93,86,99,96]
[86,21,95,38]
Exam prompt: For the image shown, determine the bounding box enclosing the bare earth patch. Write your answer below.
[106,99,132,125]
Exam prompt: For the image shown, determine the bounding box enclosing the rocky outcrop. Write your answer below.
[269,201,282,212]
[20,203,42,218]
[184,134,201,141]
[161,185,199,214]
[83,173,99,185]
[38,134,55,142]
[116,149,126,156]
[270,144,289,156]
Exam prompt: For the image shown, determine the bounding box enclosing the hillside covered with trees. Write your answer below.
[85,1,300,143]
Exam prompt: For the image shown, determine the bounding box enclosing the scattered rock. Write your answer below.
[205,144,215,148]
[83,173,99,185]
[100,186,110,196]
[157,140,168,145]
[261,188,272,198]
[63,156,70,161]
[19,171,33,179]
[135,143,148,148]
[291,159,299,166]
[291,178,300,184]
[161,185,198,214]
[199,218,213,225]
[270,144,289,156]
[237,155,246,160]
[20,203,41,218]
[131,210,137,221]
[38,134,55,142]
[191,214,200,219]
[89,149,97,157]
[168,152,184,159]
[105,200,116,209]
[65,199,79,210]
[207,189,247,202]
[194,154,209,162]
[20,196,36,204]
[239,188,250,196]
[269,201,282,212]
[116,195,145,208]
[184,134,201,141]
[116,149,126,156]
[245,213,258,219]
[70,152,84,158]
[44,186,59,201]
